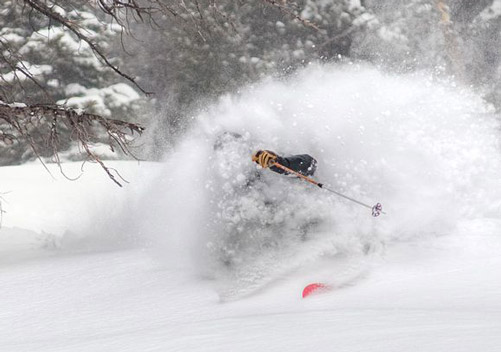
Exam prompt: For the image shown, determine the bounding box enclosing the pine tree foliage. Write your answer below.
[0,0,146,177]
[0,1,143,116]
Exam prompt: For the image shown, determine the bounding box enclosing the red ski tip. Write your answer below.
[302,283,330,298]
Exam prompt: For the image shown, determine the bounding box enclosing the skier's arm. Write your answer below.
[271,154,317,176]
[252,150,317,176]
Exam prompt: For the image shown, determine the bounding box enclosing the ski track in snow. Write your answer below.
[2,65,501,351]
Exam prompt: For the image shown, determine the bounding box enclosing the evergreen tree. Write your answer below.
[0,1,145,166]
[0,1,143,118]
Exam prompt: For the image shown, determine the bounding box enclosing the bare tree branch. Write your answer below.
[0,102,144,187]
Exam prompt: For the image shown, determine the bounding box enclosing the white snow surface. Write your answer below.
[2,65,501,351]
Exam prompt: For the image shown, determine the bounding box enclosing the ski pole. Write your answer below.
[270,162,385,217]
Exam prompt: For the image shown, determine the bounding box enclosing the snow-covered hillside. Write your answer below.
[2,65,501,351]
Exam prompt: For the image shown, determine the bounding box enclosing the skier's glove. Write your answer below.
[252,150,278,168]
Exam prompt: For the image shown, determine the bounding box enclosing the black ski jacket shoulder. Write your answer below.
[270,154,317,176]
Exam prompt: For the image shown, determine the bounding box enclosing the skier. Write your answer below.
[251,150,317,176]
[213,132,317,177]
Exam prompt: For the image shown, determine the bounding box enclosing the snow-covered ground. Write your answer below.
[2,65,501,351]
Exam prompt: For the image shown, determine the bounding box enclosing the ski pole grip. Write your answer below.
[318,183,323,188]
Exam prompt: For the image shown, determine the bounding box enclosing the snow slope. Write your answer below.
[2,65,501,351]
